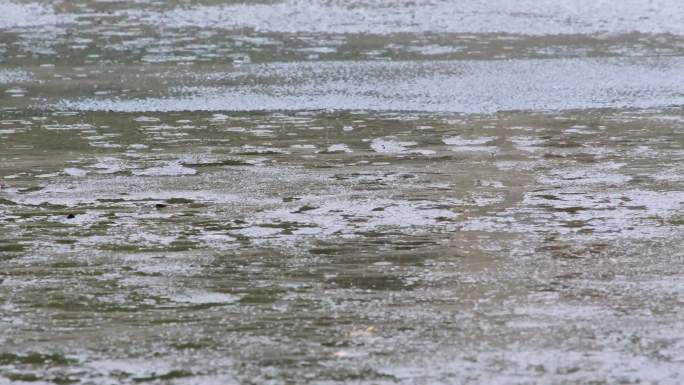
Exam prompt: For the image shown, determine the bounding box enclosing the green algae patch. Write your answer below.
[0,243,27,253]
[133,370,193,382]
[0,352,76,366]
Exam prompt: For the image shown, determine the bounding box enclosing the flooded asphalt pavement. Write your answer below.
[1,0,684,384]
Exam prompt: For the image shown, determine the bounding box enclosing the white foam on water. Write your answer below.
[449,145,498,153]
[88,358,176,380]
[651,167,684,182]
[0,1,68,29]
[370,138,417,154]
[44,123,95,131]
[63,167,88,177]
[125,232,177,246]
[90,157,128,174]
[49,211,101,226]
[0,69,32,84]
[133,116,160,122]
[140,0,684,36]
[443,136,496,146]
[194,233,237,249]
[538,162,633,186]
[510,136,546,152]
[132,163,197,177]
[326,143,352,153]
[291,144,317,149]
[60,58,684,113]
[171,291,240,305]
[482,187,684,239]
[237,197,459,243]
[236,226,283,238]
